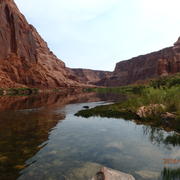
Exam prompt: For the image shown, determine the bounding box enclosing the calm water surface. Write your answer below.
[0,93,179,180]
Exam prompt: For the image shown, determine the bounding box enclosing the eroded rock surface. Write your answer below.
[70,68,112,85]
[97,38,180,87]
[0,0,80,88]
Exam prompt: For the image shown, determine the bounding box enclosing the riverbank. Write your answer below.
[0,88,39,96]
[76,74,180,132]
[0,87,87,96]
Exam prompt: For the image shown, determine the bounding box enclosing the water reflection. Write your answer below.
[0,109,64,180]
[0,92,102,180]
[0,93,179,180]
[142,126,180,179]
[0,92,102,111]
[164,134,180,147]
[96,92,127,102]
[162,168,180,180]
[143,126,180,148]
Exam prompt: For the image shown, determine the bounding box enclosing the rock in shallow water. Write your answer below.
[91,167,135,180]
[63,162,135,180]
[135,170,160,179]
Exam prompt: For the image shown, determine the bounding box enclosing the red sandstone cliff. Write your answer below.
[1,1,179,89]
[0,0,79,88]
[97,38,180,86]
[70,68,112,85]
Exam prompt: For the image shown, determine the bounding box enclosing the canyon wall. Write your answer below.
[0,0,79,88]
[97,38,180,86]
[0,1,179,88]
[70,68,112,85]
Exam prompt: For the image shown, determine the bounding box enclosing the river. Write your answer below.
[0,93,179,180]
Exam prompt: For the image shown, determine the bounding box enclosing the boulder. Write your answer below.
[64,163,135,180]
[91,167,135,180]
[136,104,166,118]
[161,112,176,121]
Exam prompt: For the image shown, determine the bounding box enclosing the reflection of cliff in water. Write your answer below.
[96,92,127,102]
[0,92,102,111]
[0,109,64,180]
[0,92,101,180]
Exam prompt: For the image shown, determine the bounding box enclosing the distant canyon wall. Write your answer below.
[0,1,179,88]
[70,68,112,85]
[97,38,180,87]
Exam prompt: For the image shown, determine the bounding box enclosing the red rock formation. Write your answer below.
[174,37,180,54]
[1,1,179,88]
[70,68,112,84]
[97,38,180,87]
[0,0,79,88]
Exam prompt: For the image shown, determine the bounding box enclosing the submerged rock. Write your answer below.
[64,162,102,180]
[135,170,160,179]
[64,162,135,180]
[91,167,135,180]
[83,106,90,109]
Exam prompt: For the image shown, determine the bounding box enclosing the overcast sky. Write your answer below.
[15,0,180,71]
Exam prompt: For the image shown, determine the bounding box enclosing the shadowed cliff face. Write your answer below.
[97,38,180,87]
[0,0,80,88]
[70,68,112,85]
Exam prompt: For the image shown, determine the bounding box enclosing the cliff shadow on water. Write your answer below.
[0,92,107,180]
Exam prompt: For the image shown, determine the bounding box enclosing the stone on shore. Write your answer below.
[136,104,165,118]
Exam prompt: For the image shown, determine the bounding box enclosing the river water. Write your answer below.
[0,93,179,180]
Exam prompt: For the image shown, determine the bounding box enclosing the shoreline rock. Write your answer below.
[136,104,166,118]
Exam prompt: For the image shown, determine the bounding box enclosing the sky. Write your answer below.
[14,0,180,71]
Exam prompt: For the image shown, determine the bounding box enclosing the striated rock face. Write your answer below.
[0,0,80,88]
[97,38,180,87]
[70,68,112,85]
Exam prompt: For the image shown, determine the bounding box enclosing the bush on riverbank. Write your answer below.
[84,85,146,95]
[150,73,180,89]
